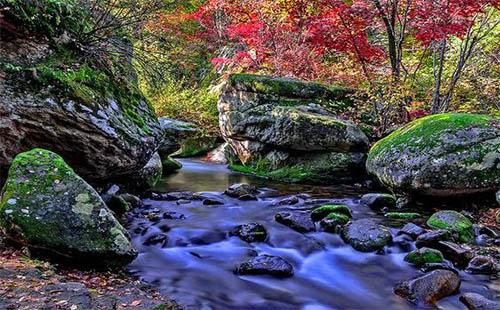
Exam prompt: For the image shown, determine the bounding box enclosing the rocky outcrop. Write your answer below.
[219,74,369,183]
[0,149,136,266]
[367,113,499,196]
[0,0,162,187]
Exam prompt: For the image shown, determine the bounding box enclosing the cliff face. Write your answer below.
[0,0,162,186]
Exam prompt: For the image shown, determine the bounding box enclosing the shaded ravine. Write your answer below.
[127,159,498,309]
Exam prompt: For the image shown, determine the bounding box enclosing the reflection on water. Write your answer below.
[128,159,499,309]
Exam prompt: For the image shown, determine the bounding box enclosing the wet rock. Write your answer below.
[427,210,475,243]
[394,270,460,305]
[106,195,130,215]
[466,256,498,274]
[404,248,444,267]
[360,193,396,210]
[156,223,171,233]
[341,219,392,252]
[366,113,500,197]
[0,149,136,266]
[310,204,351,221]
[238,194,258,201]
[320,214,349,234]
[433,241,474,268]
[416,230,452,248]
[144,234,168,246]
[225,183,258,198]
[421,261,458,273]
[460,292,500,310]
[177,199,192,205]
[231,223,268,243]
[162,211,186,220]
[190,231,226,245]
[275,212,315,233]
[235,255,294,278]
[202,198,224,206]
[398,223,426,239]
[393,234,414,252]
[277,196,300,206]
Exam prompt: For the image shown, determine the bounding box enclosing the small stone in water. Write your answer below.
[432,241,474,268]
[416,230,452,248]
[202,198,224,206]
[385,212,421,220]
[398,223,426,239]
[311,204,351,221]
[235,255,294,278]
[231,223,267,243]
[404,247,444,267]
[143,234,168,246]
[360,193,396,210]
[342,219,392,252]
[225,183,258,198]
[162,211,185,220]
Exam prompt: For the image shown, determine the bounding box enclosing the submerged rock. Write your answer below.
[394,270,460,305]
[460,292,500,310]
[366,113,500,196]
[231,223,268,243]
[341,219,392,252]
[275,212,315,233]
[0,149,136,266]
[360,193,396,209]
[220,74,369,183]
[427,210,474,243]
[235,254,294,277]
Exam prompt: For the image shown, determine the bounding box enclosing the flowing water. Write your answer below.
[127,159,499,309]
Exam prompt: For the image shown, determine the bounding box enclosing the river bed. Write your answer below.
[127,159,498,309]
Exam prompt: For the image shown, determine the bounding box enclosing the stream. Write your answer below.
[127,159,499,309]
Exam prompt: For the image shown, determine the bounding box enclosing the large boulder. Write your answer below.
[366,113,499,196]
[219,74,369,183]
[0,149,136,266]
[0,0,162,186]
[158,117,199,157]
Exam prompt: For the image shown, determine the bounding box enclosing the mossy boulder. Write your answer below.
[366,113,500,196]
[0,0,162,187]
[173,136,219,158]
[427,210,474,243]
[162,156,182,174]
[0,149,136,266]
[404,247,445,267]
[158,117,199,157]
[311,204,351,221]
[220,74,368,183]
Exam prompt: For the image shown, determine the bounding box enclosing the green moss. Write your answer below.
[427,210,474,243]
[230,163,317,183]
[324,212,350,224]
[368,113,497,160]
[229,73,355,111]
[162,156,182,174]
[404,247,444,267]
[311,204,351,221]
[384,212,421,220]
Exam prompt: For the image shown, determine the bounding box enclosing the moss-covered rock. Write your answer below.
[404,247,444,267]
[127,152,162,190]
[158,117,199,157]
[220,74,368,184]
[173,136,219,158]
[162,156,182,174]
[0,149,136,266]
[0,0,162,186]
[366,113,499,196]
[427,210,474,243]
[311,204,351,221]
